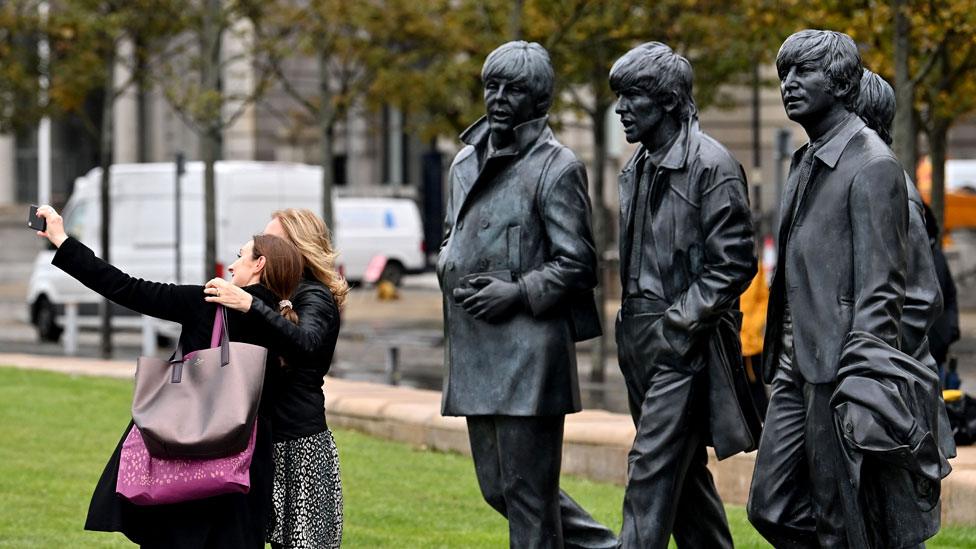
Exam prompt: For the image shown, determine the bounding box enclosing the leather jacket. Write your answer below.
[248,274,340,441]
[617,117,757,365]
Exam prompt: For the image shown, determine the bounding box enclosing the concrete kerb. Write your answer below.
[3,351,976,526]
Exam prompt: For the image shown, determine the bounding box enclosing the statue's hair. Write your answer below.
[481,41,555,115]
[776,29,863,112]
[609,42,696,119]
[855,69,895,145]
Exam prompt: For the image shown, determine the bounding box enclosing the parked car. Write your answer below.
[27,161,427,341]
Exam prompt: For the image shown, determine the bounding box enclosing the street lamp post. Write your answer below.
[175,152,185,283]
[37,1,51,207]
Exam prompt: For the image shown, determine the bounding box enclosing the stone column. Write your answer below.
[0,134,16,205]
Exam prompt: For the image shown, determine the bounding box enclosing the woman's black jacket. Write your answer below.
[247,273,340,442]
[53,237,280,549]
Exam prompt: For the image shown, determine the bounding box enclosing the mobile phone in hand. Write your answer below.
[27,205,46,232]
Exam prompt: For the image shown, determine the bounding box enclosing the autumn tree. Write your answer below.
[38,0,184,356]
[0,2,43,133]
[255,0,394,229]
[152,0,275,280]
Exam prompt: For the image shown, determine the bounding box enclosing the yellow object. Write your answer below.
[916,156,976,234]
[376,280,399,301]
[944,389,963,403]
[739,266,768,357]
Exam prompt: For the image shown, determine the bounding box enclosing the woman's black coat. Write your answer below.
[246,273,340,443]
[53,237,280,548]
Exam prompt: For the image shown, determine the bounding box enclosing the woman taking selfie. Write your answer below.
[34,205,304,549]
[206,208,347,549]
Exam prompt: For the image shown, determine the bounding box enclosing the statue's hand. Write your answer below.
[460,277,521,322]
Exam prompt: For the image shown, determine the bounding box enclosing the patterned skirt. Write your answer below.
[267,429,343,548]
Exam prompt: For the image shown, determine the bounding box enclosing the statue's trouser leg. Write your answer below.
[747,358,848,548]
[466,415,564,549]
[558,491,619,549]
[615,313,732,549]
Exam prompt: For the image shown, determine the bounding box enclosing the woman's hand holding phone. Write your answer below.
[33,205,68,248]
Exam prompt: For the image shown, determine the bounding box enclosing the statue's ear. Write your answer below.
[662,90,679,115]
[832,77,854,102]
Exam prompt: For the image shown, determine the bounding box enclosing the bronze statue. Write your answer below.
[609,42,757,549]
[748,30,950,548]
[437,41,615,549]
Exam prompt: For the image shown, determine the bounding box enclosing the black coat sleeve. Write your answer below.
[51,237,203,324]
[245,281,339,368]
[520,153,598,316]
[850,156,908,347]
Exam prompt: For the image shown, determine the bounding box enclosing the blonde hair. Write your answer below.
[271,208,349,309]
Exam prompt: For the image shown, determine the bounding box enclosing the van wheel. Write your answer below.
[35,297,63,343]
[380,261,405,286]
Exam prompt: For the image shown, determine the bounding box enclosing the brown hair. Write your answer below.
[252,234,303,325]
[271,208,349,309]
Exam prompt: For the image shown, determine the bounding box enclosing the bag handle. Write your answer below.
[168,305,232,370]
[215,305,230,367]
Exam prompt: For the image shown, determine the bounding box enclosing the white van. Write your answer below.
[27,161,426,341]
[946,160,976,192]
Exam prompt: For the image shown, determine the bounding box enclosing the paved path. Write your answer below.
[3,351,975,527]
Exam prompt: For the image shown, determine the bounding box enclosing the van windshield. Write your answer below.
[63,200,89,240]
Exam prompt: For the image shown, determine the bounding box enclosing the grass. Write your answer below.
[0,366,974,548]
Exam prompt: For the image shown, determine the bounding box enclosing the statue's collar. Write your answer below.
[658,117,695,170]
[792,112,865,169]
[633,117,696,172]
[459,115,550,155]
[811,112,865,169]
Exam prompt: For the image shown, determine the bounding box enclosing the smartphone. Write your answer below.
[27,205,46,232]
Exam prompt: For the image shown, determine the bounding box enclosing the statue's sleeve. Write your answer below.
[659,165,757,357]
[849,155,908,346]
[436,158,459,289]
[519,154,598,316]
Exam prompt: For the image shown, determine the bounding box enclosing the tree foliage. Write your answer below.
[0,1,42,132]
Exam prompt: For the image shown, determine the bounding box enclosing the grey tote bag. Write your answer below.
[131,306,268,459]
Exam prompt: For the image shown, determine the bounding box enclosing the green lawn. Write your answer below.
[1,366,975,548]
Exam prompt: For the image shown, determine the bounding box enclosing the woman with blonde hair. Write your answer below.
[206,208,348,549]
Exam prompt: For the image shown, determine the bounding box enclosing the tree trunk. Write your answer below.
[136,43,149,163]
[892,0,917,172]
[202,129,219,278]
[318,46,335,229]
[201,0,222,280]
[509,0,523,40]
[99,47,116,359]
[589,105,609,384]
[929,119,949,246]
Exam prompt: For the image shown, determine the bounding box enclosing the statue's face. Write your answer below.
[780,62,835,123]
[484,77,537,139]
[614,87,664,145]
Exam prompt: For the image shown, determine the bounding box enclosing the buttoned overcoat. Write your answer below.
[437,116,598,416]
